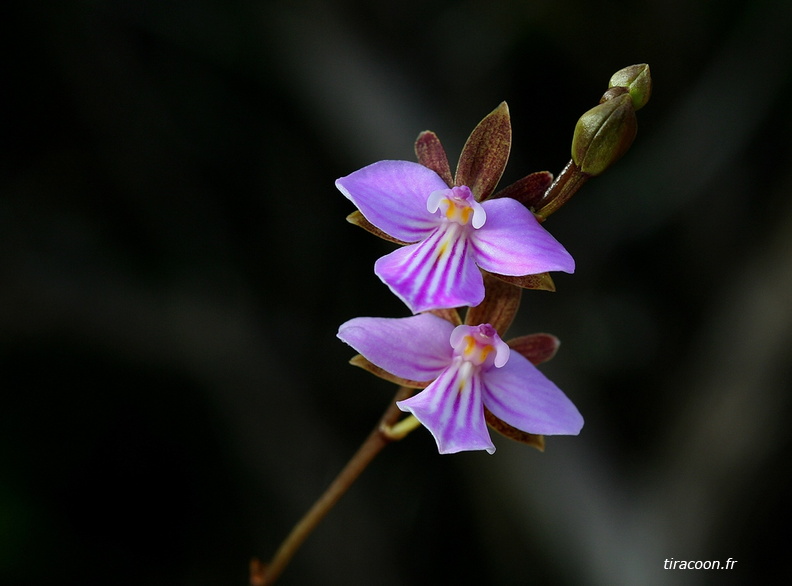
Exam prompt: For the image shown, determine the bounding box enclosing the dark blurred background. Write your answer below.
[3,0,792,584]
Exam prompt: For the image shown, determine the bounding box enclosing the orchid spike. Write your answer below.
[335,161,574,313]
[337,313,583,454]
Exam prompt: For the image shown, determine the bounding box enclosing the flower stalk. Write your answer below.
[250,386,417,586]
[534,160,590,220]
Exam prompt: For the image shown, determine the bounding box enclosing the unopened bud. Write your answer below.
[609,64,652,111]
[571,93,637,176]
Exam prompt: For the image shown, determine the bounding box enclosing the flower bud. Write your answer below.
[571,93,637,176]
[609,64,652,111]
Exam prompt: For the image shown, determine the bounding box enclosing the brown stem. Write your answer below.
[534,160,591,220]
[250,386,416,585]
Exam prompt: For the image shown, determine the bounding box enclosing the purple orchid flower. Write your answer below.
[338,313,583,454]
[335,102,575,314]
[336,161,574,313]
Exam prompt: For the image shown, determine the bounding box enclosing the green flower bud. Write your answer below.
[571,92,637,176]
[609,64,652,111]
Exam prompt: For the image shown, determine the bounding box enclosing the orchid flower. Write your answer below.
[336,103,575,313]
[338,313,583,454]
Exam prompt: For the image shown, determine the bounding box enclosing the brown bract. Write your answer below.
[490,170,553,209]
[453,102,511,200]
[348,354,428,390]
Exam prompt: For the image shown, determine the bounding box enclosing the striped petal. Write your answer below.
[481,353,583,435]
[472,197,575,276]
[374,224,484,313]
[337,314,454,382]
[335,161,445,243]
[397,362,495,454]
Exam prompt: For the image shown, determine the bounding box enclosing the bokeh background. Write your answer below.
[4,0,792,584]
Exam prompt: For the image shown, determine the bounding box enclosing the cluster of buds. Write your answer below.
[536,64,652,219]
[336,64,652,454]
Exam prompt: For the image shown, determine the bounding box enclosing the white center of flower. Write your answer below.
[449,324,510,371]
[426,186,486,229]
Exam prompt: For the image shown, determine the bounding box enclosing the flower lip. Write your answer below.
[426,186,486,229]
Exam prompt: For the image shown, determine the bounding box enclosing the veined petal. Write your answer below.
[398,362,495,454]
[374,225,484,313]
[335,161,446,243]
[481,353,583,435]
[472,198,575,276]
[337,314,454,382]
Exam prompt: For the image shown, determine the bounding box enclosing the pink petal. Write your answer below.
[374,226,485,313]
[335,161,446,243]
[398,364,495,454]
[337,314,454,382]
[471,198,575,276]
[481,354,583,435]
